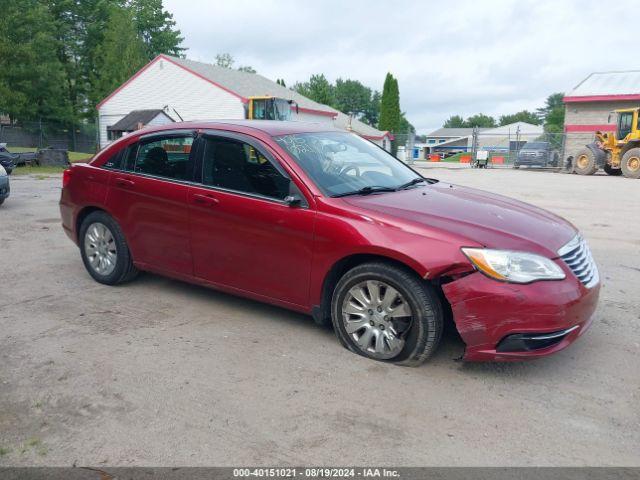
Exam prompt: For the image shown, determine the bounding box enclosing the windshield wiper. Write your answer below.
[332,185,398,197]
[397,177,427,190]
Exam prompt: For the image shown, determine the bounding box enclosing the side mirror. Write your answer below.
[607,113,612,123]
[284,194,302,207]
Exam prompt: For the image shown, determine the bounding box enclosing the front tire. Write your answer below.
[79,211,138,285]
[331,262,443,366]
[574,148,598,175]
[621,148,640,179]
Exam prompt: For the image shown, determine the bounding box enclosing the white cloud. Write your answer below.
[164,0,637,132]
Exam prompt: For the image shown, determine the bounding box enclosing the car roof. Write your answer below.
[131,120,341,138]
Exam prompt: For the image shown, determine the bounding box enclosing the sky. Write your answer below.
[163,0,637,134]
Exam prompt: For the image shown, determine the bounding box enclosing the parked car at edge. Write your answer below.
[0,164,10,205]
[514,141,560,168]
[0,144,16,174]
[0,143,38,171]
[59,121,600,364]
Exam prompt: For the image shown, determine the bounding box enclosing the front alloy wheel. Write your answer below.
[332,262,443,366]
[341,281,412,359]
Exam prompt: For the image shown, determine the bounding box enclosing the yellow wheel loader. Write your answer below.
[573,107,640,178]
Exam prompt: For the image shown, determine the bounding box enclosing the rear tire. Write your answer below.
[0,198,4,206]
[331,262,443,366]
[621,148,640,179]
[604,164,623,176]
[79,211,138,285]
[574,148,598,175]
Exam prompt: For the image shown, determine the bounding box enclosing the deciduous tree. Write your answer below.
[90,6,147,107]
[498,110,541,126]
[443,115,465,128]
[293,74,334,106]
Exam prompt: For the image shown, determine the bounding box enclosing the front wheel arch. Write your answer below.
[314,254,429,328]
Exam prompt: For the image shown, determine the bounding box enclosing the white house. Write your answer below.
[97,54,391,150]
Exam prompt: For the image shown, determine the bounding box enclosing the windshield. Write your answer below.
[522,142,548,150]
[273,99,292,121]
[275,131,424,197]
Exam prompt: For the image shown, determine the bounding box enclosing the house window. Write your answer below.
[438,139,446,143]
[428,139,435,144]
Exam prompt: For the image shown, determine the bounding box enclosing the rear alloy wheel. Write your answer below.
[621,148,640,179]
[79,211,138,285]
[331,262,443,366]
[574,148,598,175]
[604,164,623,176]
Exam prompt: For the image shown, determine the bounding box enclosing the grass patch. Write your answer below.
[20,438,47,456]
[11,166,66,176]
[4,146,93,163]
[0,446,10,456]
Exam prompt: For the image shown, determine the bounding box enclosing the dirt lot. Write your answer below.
[0,169,638,467]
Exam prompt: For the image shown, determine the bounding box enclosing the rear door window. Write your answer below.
[133,135,195,181]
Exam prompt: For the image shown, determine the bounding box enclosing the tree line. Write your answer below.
[0,0,183,125]
[292,73,413,136]
[442,93,565,132]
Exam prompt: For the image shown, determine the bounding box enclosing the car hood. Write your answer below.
[341,182,576,257]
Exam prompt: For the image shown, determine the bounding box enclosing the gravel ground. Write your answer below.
[0,169,638,467]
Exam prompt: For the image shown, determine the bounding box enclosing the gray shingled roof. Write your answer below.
[426,127,485,137]
[107,109,173,131]
[333,112,389,138]
[166,55,339,115]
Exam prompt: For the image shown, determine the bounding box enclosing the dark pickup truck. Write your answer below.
[514,142,560,168]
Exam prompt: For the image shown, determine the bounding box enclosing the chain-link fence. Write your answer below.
[413,128,582,172]
[0,121,98,153]
[470,129,567,169]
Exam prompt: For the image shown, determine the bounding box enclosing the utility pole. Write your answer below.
[471,126,479,160]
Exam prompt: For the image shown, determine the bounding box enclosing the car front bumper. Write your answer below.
[0,176,10,199]
[442,270,600,361]
[515,156,548,166]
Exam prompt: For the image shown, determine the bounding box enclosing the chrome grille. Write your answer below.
[558,235,599,288]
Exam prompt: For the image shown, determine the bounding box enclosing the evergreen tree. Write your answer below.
[379,73,401,154]
[0,0,70,122]
[537,92,565,132]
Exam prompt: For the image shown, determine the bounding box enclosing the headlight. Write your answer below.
[0,165,6,177]
[461,248,565,283]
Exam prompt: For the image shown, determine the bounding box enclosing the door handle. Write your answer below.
[192,193,219,206]
[114,177,135,188]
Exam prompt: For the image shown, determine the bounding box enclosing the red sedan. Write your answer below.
[60,121,600,364]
